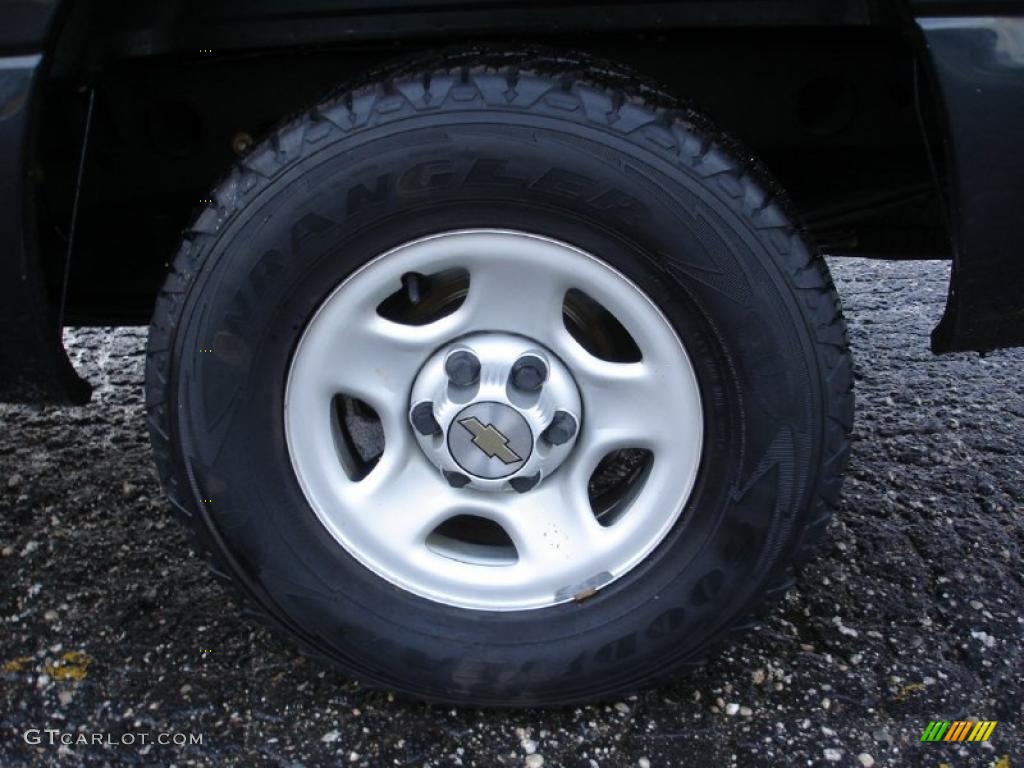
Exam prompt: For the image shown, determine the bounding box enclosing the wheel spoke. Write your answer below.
[487,483,605,573]
[574,355,676,445]
[341,451,454,550]
[291,310,460,427]
[551,347,701,507]
[461,257,569,341]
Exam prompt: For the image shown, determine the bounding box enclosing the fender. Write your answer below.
[912,13,1024,352]
[0,50,90,404]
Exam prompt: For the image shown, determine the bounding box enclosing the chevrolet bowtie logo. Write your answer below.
[458,417,523,464]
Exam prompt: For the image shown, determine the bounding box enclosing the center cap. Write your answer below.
[408,332,583,493]
[449,402,533,479]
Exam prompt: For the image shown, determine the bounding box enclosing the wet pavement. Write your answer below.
[1,258,1021,767]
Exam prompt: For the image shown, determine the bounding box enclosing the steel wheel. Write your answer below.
[285,230,703,610]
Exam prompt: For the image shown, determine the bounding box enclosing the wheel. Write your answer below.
[146,51,853,706]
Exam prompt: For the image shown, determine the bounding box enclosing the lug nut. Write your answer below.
[542,410,578,446]
[509,472,541,493]
[410,401,441,436]
[443,470,471,488]
[445,350,480,387]
[510,354,548,391]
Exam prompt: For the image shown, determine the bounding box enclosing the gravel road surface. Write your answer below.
[1,258,1021,767]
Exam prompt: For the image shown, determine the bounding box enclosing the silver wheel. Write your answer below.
[285,230,703,610]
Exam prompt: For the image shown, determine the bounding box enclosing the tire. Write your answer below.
[146,50,853,706]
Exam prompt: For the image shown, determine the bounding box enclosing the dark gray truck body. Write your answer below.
[1,0,1022,404]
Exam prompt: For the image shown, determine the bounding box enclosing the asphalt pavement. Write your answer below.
[1,258,1021,767]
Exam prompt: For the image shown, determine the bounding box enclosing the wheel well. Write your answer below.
[34,3,950,324]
